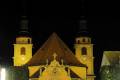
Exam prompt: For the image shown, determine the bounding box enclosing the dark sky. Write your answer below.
[0,0,120,79]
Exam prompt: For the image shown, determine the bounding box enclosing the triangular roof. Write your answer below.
[27,32,85,67]
[101,51,120,67]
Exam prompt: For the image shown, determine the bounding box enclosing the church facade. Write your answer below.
[13,17,95,80]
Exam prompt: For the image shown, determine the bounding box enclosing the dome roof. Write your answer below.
[76,18,91,37]
[16,16,31,38]
[17,30,31,37]
[76,30,91,37]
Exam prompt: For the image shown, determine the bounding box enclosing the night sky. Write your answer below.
[0,0,120,79]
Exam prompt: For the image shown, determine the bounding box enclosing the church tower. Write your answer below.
[74,21,95,80]
[74,0,95,80]
[13,16,33,66]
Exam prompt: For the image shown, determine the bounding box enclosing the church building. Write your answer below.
[12,15,95,80]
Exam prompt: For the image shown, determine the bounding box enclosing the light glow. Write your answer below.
[0,68,6,80]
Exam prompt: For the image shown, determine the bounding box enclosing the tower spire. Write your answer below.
[79,17,87,31]
[20,16,28,31]
[80,0,86,17]
[77,0,89,36]
[17,16,31,37]
[19,0,29,34]
[21,0,27,16]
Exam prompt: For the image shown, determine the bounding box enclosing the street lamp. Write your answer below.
[0,68,6,80]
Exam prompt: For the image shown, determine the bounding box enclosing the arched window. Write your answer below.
[21,47,26,55]
[81,47,87,55]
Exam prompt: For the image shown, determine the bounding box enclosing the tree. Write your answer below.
[112,64,120,80]
[6,66,29,80]
[100,64,120,80]
[100,66,113,80]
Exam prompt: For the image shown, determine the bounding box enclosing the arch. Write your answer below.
[21,47,26,55]
[81,47,87,55]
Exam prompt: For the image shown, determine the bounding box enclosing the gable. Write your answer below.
[101,51,120,66]
[27,32,85,67]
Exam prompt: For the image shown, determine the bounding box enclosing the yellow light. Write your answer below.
[0,68,6,80]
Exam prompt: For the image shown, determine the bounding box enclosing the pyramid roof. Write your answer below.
[27,33,86,67]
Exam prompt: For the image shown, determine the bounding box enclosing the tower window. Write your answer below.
[88,39,90,43]
[78,40,80,44]
[83,38,85,42]
[81,47,87,55]
[28,39,30,43]
[21,47,26,55]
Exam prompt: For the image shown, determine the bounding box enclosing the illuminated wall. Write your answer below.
[13,37,32,66]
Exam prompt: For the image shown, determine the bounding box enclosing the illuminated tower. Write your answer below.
[74,19,95,80]
[13,16,33,66]
[74,0,95,79]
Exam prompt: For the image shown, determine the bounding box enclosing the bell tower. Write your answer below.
[13,16,33,66]
[74,0,95,80]
[74,19,95,80]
